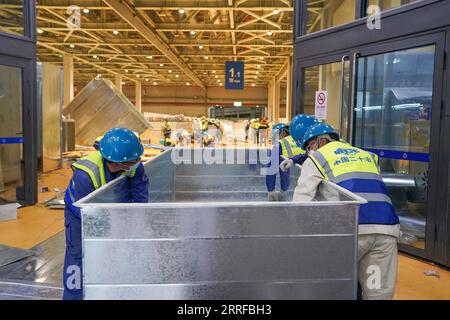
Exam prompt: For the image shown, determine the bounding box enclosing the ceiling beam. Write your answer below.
[35,4,293,11]
[102,0,205,90]
[238,10,281,30]
[38,42,136,82]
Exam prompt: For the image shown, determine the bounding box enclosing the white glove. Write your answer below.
[267,191,279,201]
[280,158,294,172]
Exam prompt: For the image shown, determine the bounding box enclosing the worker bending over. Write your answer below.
[293,122,400,300]
[63,127,149,300]
[265,120,305,201]
[278,114,319,172]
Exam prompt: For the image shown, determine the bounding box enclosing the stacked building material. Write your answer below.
[63,79,152,147]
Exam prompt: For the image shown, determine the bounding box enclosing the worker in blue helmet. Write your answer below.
[62,127,149,300]
[265,122,305,201]
[293,122,400,300]
[277,114,319,172]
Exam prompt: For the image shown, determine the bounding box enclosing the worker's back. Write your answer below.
[309,140,399,226]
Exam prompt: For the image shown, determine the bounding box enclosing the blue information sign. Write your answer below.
[0,137,24,144]
[225,61,244,90]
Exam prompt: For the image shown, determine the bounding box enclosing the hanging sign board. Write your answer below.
[225,61,244,90]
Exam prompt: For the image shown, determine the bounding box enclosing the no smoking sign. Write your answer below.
[315,90,328,120]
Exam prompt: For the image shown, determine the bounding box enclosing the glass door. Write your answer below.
[299,53,351,140]
[0,63,23,205]
[350,33,445,258]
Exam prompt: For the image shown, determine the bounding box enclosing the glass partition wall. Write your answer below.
[294,0,450,266]
[0,1,37,205]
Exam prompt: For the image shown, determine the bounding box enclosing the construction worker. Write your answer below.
[255,118,260,145]
[200,116,209,134]
[293,122,400,300]
[63,127,149,300]
[279,114,319,171]
[258,117,269,147]
[244,120,250,143]
[162,120,172,139]
[265,123,298,201]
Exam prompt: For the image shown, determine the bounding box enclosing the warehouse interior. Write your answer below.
[0,0,449,300]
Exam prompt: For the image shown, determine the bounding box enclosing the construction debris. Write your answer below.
[424,270,440,279]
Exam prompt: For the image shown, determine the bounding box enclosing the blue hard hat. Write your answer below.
[99,127,144,163]
[301,123,340,150]
[270,123,289,141]
[289,114,319,145]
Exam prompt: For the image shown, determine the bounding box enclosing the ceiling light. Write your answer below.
[69,44,75,48]
[273,9,280,15]
[179,9,185,14]
[93,55,98,58]
[153,82,158,85]
[168,70,172,73]
[176,75,179,78]
[83,8,90,14]
[121,81,125,85]
[136,75,140,78]
[160,63,164,67]
[212,70,216,74]
[113,30,119,35]
[219,83,223,86]
[190,31,196,35]
[256,71,260,74]
[146,55,153,59]
[145,78,149,81]
[254,76,257,79]
[186,82,190,86]
[215,75,218,78]
[267,32,273,36]
[252,83,256,86]
[258,64,261,68]
[125,69,129,73]
[37,28,44,34]
[217,80,220,82]
[260,57,264,60]
[204,56,209,60]
[199,45,203,49]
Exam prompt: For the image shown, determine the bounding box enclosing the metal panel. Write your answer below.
[62,78,152,146]
[41,62,62,173]
[76,148,365,300]
[0,281,62,300]
[85,281,355,300]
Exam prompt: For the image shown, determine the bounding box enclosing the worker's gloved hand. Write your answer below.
[267,191,279,201]
[278,191,289,202]
[280,158,294,172]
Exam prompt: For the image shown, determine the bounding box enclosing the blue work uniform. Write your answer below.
[266,136,305,192]
[63,157,149,300]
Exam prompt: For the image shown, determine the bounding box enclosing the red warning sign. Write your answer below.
[315,90,328,120]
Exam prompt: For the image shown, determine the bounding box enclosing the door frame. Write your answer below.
[294,32,446,262]
[294,50,352,139]
[0,55,38,205]
[347,32,446,260]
